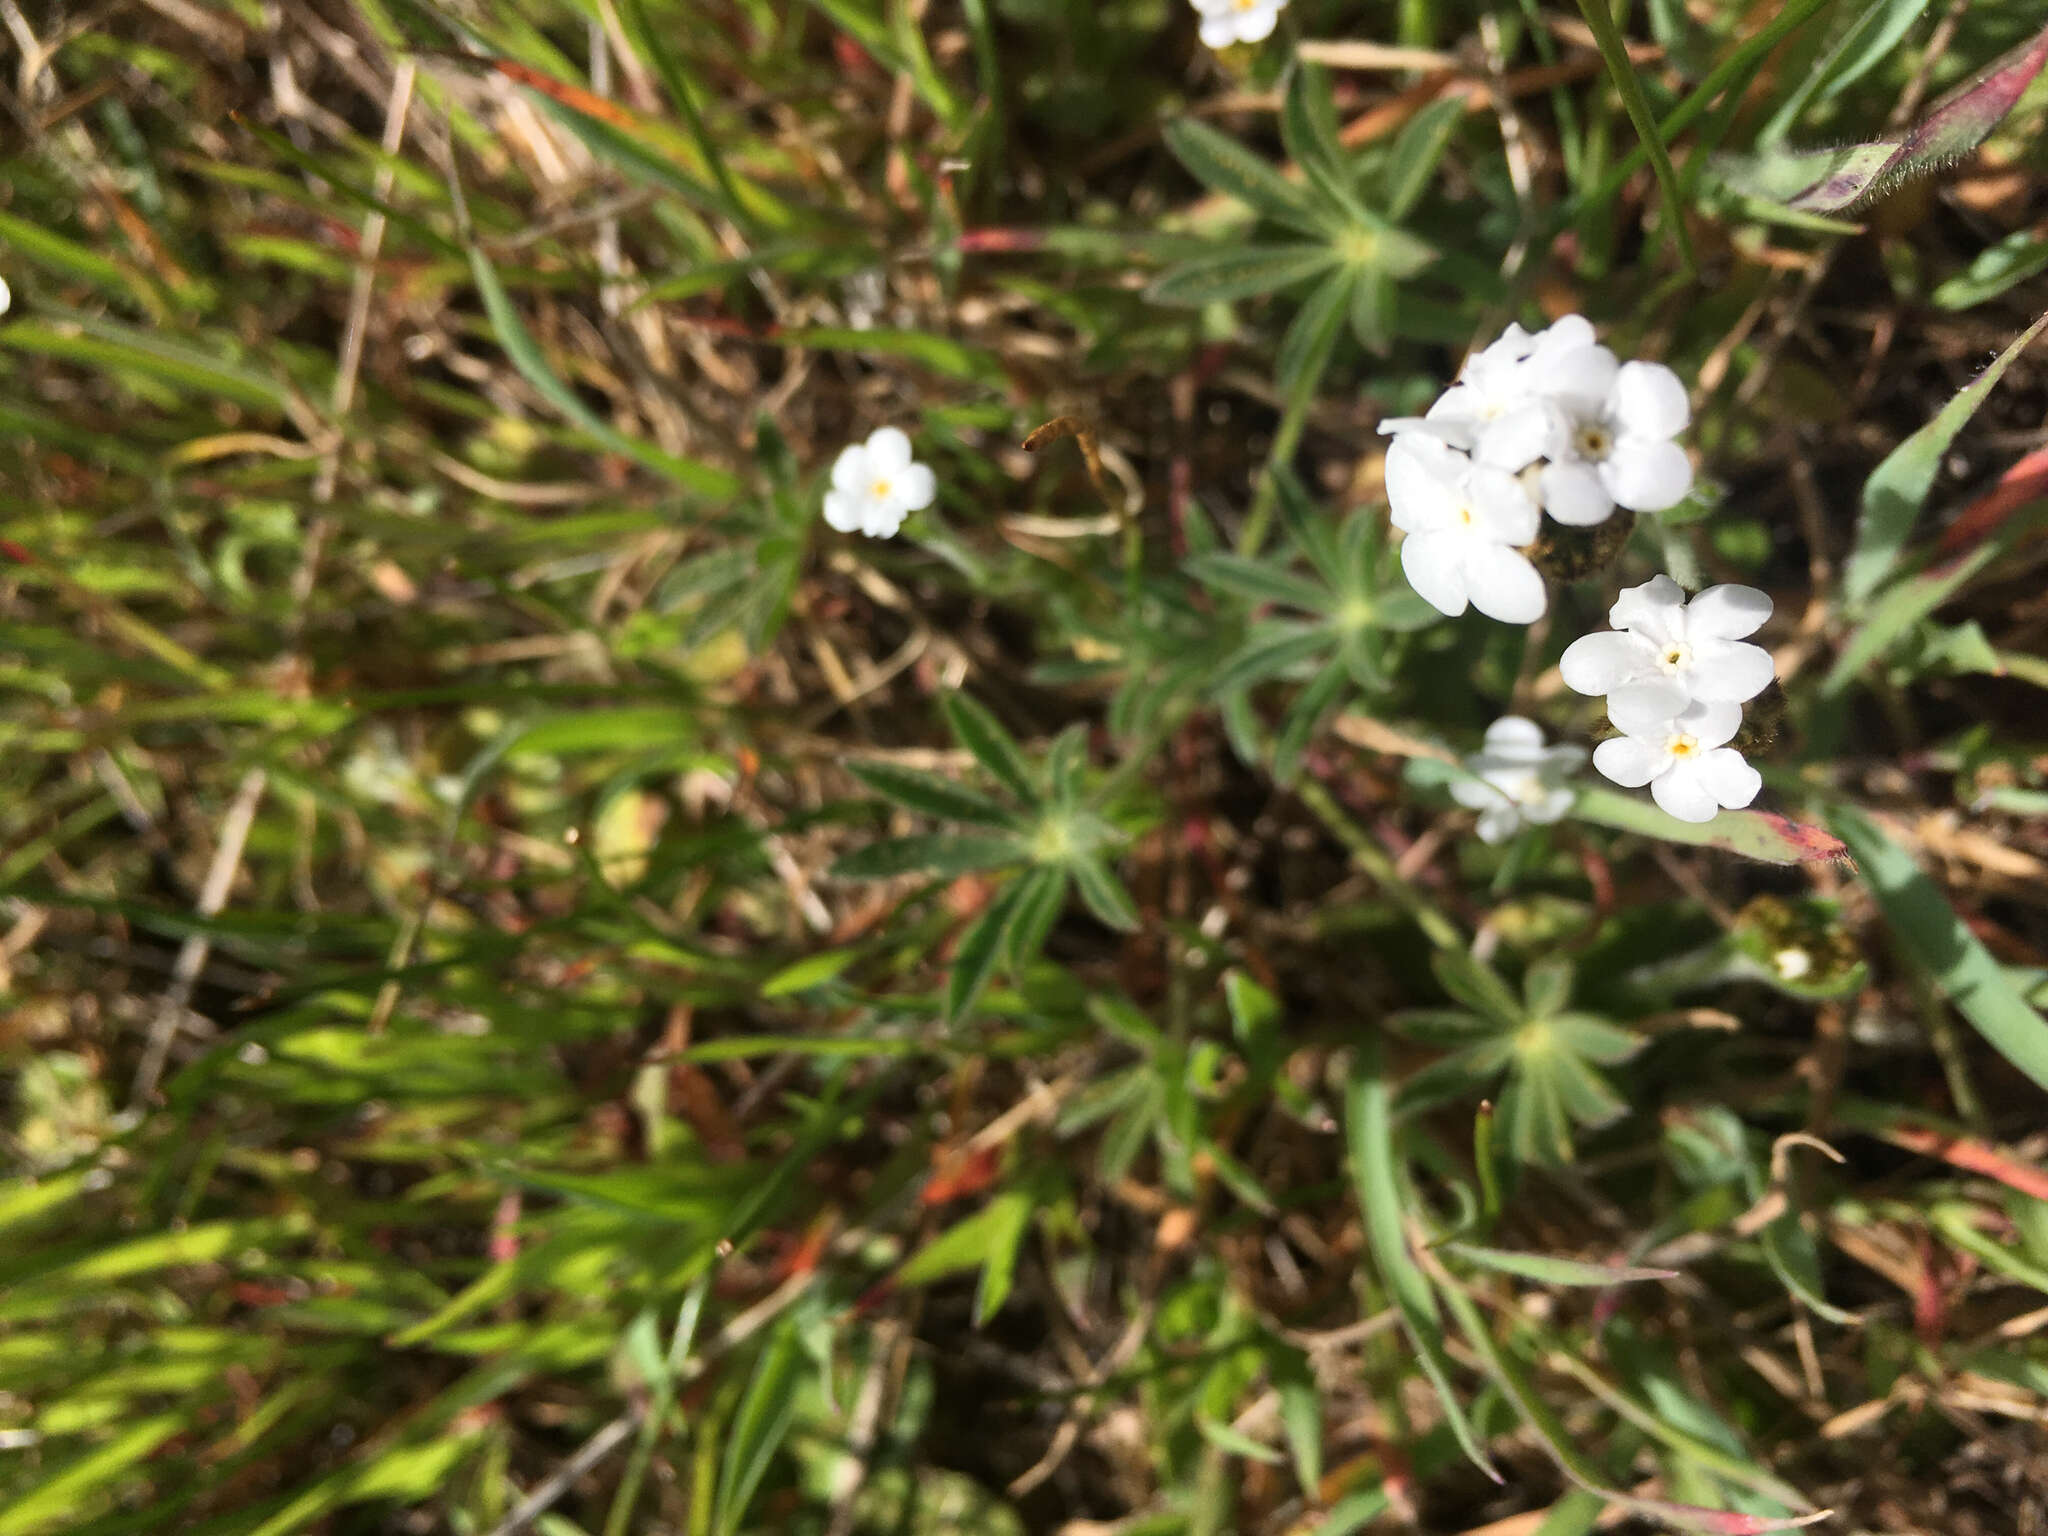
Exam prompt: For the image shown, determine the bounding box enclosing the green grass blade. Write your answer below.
[1573,0,1698,275]
[1831,804,2048,1095]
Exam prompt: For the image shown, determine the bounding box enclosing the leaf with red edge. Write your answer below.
[1573,787,1850,867]
[1718,24,2048,214]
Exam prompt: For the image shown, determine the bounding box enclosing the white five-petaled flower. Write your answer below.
[1592,695,1762,824]
[1451,716,1586,844]
[1533,332,1694,525]
[1560,575,1775,719]
[823,426,935,540]
[1191,0,1287,47]
[1385,434,1547,623]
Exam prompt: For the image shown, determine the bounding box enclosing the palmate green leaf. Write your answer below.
[1842,311,2047,606]
[848,760,1019,827]
[940,690,1038,803]
[1162,117,1329,236]
[831,832,1025,880]
[1186,553,1332,614]
[714,1318,804,1536]
[1831,804,2048,1095]
[1145,243,1340,307]
[1272,658,1351,786]
[1344,1045,1502,1482]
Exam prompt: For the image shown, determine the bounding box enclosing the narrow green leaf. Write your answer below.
[1162,118,1330,236]
[1280,65,1369,223]
[1210,621,1331,695]
[1844,311,2048,605]
[713,1321,803,1536]
[1003,863,1068,969]
[1186,553,1333,614]
[1145,244,1341,307]
[1572,0,1698,275]
[940,691,1038,803]
[1571,785,1849,866]
[1445,1243,1676,1287]
[1831,804,2048,1094]
[831,833,1026,880]
[760,949,859,997]
[1383,94,1467,220]
[0,1414,186,1536]
[848,760,1019,827]
[467,245,736,497]
[1276,269,1353,398]
[1823,539,2004,697]
[946,881,1024,1023]
[1070,857,1140,932]
[1196,1413,1286,1465]
[1344,1045,1502,1481]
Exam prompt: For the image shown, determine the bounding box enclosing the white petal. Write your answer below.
[1601,437,1693,512]
[1687,583,1772,641]
[1610,360,1690,439]
[894,462,937,512]
[1651,762,1721,823]
[1696,747,1762,810]
[1400,530,1470,617]
[1526,787,1576,825]
[1232,3,1280,41]
[1559,631,1654,698]
[1542,742,1588,773]
[1386,436,1464,533]
[1483,716,1546,753]
[1531,314,1594,358]
[823,489,862,532]
[1593,737,1664,788]
[1688,638,1775,703]
[1541,342,1618,415]
[1190,0,1233,13]
[831,444,870,493]
[864,426,913,475]
[1538,459,1614,526]
[862,502,907,539]
[1681,698,1743,749]
[1609,679,1691,722]
[1450,774,1504,811]
[1198,12,1237,42]
[1419,387,1481,449]
[1473,401,1561,471]
[1377,414,1436,438]
[1467,465,1540,545]
[1608,575,1687,637]
[1475,804,1521,844]
[1460,541,1547,624]
[1608,689,1688,739]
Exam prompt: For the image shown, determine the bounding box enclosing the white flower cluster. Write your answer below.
[1564,576,1773,823]
[1381,315,1694,624]
[1189,0,1288,49]
[1408,320,1777,829]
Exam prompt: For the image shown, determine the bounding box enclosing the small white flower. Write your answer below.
[0,277,10,317]
[1534,328,1694,525]
[1191,0,1287,47]
[1592,694,1762,824]
[1559,574,1775,718]
[1385,434,1546,623]
[1381,316,1596,472]
[823,426,935,540]
[1451,716,1586,844]
[1773,947,1813,981]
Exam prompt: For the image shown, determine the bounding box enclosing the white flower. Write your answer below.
[823,426,935,539]
[0,277,10,317]
[1451,716,1586,844]
[1533,329,1694,525]
[1592,695,1762,824]
[1385,434,1546,623]
[1191,0,1287,47]
[1380,316,1596,472]
[1560,575,1774,718]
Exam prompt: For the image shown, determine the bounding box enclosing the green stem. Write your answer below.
[1573,0,1698,277]
[1296,777,1464,952]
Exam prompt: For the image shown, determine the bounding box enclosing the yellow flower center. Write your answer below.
[1233,0,1258,10]
[1660,643,1691,672]
[1574,423,1613,461]
[1668,733,1700,759]
[870,478,894,500]
[1456,504,1475,527]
